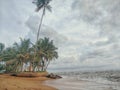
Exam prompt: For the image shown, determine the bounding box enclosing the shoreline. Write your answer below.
[0,74,57,90]
[46,76,120,90]
[45,71,120,90]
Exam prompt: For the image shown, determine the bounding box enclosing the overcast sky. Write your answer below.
[0,0,120,71]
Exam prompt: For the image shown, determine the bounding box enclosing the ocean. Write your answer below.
[45,70,120,90]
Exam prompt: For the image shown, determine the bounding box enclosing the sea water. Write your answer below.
[45,71,120,90]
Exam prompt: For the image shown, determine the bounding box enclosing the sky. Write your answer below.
[0,0,120,71]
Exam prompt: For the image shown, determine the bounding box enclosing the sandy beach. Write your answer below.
[0,71,120,90]
[0,74,57,90]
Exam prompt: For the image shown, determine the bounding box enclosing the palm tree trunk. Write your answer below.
[33,7,45,72]
[37,6,45,41]
[29,62,33,72]
[41,59,45,71]
[45,60,50,71]
[21,62,23,72]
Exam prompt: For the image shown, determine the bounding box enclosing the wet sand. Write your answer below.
[0,74,57,90]
[45,76,119,90]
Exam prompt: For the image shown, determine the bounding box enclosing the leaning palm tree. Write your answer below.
[35,37,58,71]
[43,38,58,71]
[32,0,52,41]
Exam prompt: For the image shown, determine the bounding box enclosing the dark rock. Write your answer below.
[46,73,62,79]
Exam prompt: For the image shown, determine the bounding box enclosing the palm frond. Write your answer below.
[35,5,44,12]
[33,0,52,12]
[6,59,16,65]
[45,5,52,12]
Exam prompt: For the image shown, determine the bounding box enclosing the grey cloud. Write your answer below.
[26,15,68,46]
[71,0,120,42]
[17,0,120,70]
[71,0,120,26]
[1,0,120,71]
[0,0,33,46]
[69,0,120,63]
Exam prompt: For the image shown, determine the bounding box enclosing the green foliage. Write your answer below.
[0,37,58,73]
[33,0,52,12]
[0,64,4,70]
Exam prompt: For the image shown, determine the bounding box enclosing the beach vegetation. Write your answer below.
[0,37,58,73]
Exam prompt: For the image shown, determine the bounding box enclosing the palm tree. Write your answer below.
[43,38,58,71]
[3,47,18,72]
[32,0,52,41]
[0,37,58,73]
[2,38,32,72]
[35,37,58,71]
[0,43,5,53]
[13,38,32,72]
[0,43,5,61]
[0,43,5,72]
[32,0,52,72]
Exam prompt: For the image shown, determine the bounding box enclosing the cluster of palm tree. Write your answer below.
[0,0,56,73]
[0,37,58,73]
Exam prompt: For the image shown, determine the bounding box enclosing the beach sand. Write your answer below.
[0,74,57,90]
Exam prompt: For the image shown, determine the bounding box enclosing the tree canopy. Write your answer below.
[0,37,58,73]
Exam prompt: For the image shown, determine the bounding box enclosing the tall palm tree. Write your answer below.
[32,0,52,71]
[32,0,52,41]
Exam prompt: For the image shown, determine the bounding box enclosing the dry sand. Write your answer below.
[0,74,57,90]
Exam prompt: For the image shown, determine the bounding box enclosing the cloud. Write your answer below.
[0,0,120,71]
[0,0,34,46]
[48,0,120,70]
[26,15,68,47]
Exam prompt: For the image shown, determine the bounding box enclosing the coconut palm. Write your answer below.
[0,37,58,73]
[35,37,58,71]
[0,43,5,53]
[0,43,5,60]
[2,47,18,72]
[32,0,52,41]
[0,43,5,72]
[43,38,58,71]
[2,38,32,72]
[13,38,32,72]
[0,43,5,62]
[32,0,52,71]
